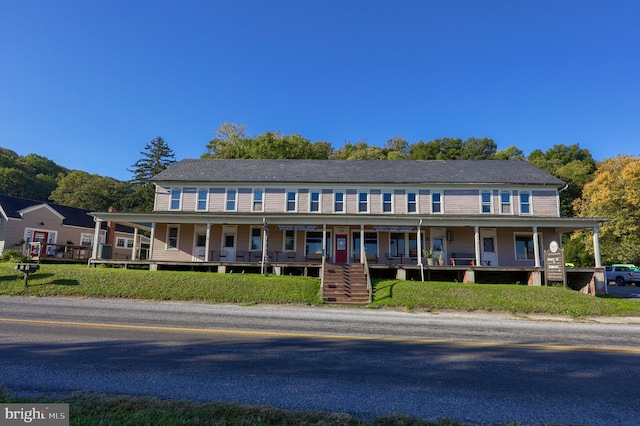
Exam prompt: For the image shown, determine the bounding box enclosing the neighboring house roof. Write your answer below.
[0,194,131,232]
[150,159,566,186]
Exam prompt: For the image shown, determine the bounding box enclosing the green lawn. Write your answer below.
[2,262,640,317]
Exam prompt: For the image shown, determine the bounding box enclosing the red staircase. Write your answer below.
[322,263,370,305]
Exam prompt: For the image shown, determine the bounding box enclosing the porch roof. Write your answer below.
[89,211,606,233]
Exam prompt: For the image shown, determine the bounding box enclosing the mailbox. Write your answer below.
[14,263,40,287]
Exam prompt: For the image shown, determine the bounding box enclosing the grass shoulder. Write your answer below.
[2,263,639,317]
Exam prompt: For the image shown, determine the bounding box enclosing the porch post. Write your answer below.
[92,219,102,259]
[205,223,211,261]
[593,225,602,268]
[322,223,327,262]
[131,227,139,260]
[148,222,155,260]
[418,220,424,282]
[360,224,365,264]
[533,226,541,267]
[261,218,268,275]
[474,226,481,266]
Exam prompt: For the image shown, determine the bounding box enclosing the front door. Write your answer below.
[480,228,498,266]
[193,231,207,261]
[222,232,236,261]
[335,234,348,263]
[31,231,48,257]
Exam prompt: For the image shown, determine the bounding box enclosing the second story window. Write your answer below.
[334,191,345,213]
[252,189,264,212]
[358,192,369,213]
[309,191,320,212]
[170,188,182,210]
[431,192,442,213]
[481,191,492,213]
[196,188,208,211]
[520,192,531,215]
[225,189,237,211]
[407,192,417,213]
[286,191,297,212]
[382,192,393,213]
[501,191,512,214]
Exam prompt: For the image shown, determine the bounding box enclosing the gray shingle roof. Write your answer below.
[151,159,565,186]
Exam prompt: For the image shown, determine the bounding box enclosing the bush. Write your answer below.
[1,249,29,263]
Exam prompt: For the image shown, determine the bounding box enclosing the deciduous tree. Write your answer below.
[573,155,640,264]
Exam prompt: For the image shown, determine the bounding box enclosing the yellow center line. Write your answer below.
[2,317,639,355]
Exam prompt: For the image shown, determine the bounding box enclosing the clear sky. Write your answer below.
[1,0,639,181]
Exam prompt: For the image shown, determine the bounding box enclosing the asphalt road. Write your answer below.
[1,296,639,425]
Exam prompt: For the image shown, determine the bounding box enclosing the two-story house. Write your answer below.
[89,159,605,275]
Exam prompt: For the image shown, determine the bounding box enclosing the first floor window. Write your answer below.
[167,226,179,250]
[116,237,134,248]
[284,230,295,251]
[515,234,535,260]
[80,233,94,246]
[250,227,262,251]
[306,231,331,256]
[352,232,378,255]
[390,233,406,257]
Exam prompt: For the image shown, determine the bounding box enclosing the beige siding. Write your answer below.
[419,189,430,213]
[298,189,309,213]
[393,190,405,214]
[532,190,559,217]
[370,189,381,214]
[346,190,357,214]
[152,223,194,262]
[443,189,479,215]
[237,188,252,212]
[182,188,197,211]
[265,188,285,213]
[155,186,170,211]
[209,188,225,212]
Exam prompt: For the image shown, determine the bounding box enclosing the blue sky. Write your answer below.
[2,0,639,181]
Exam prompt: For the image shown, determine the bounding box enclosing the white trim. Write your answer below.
[500,191,512,215]
[518,191,532,215]
[406,191,418,214]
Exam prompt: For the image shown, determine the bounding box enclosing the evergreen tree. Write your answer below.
[128,137,176,211]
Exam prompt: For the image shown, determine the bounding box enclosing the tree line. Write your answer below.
[1,122,638,265]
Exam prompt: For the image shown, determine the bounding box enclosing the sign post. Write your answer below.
[544,241,566,288]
